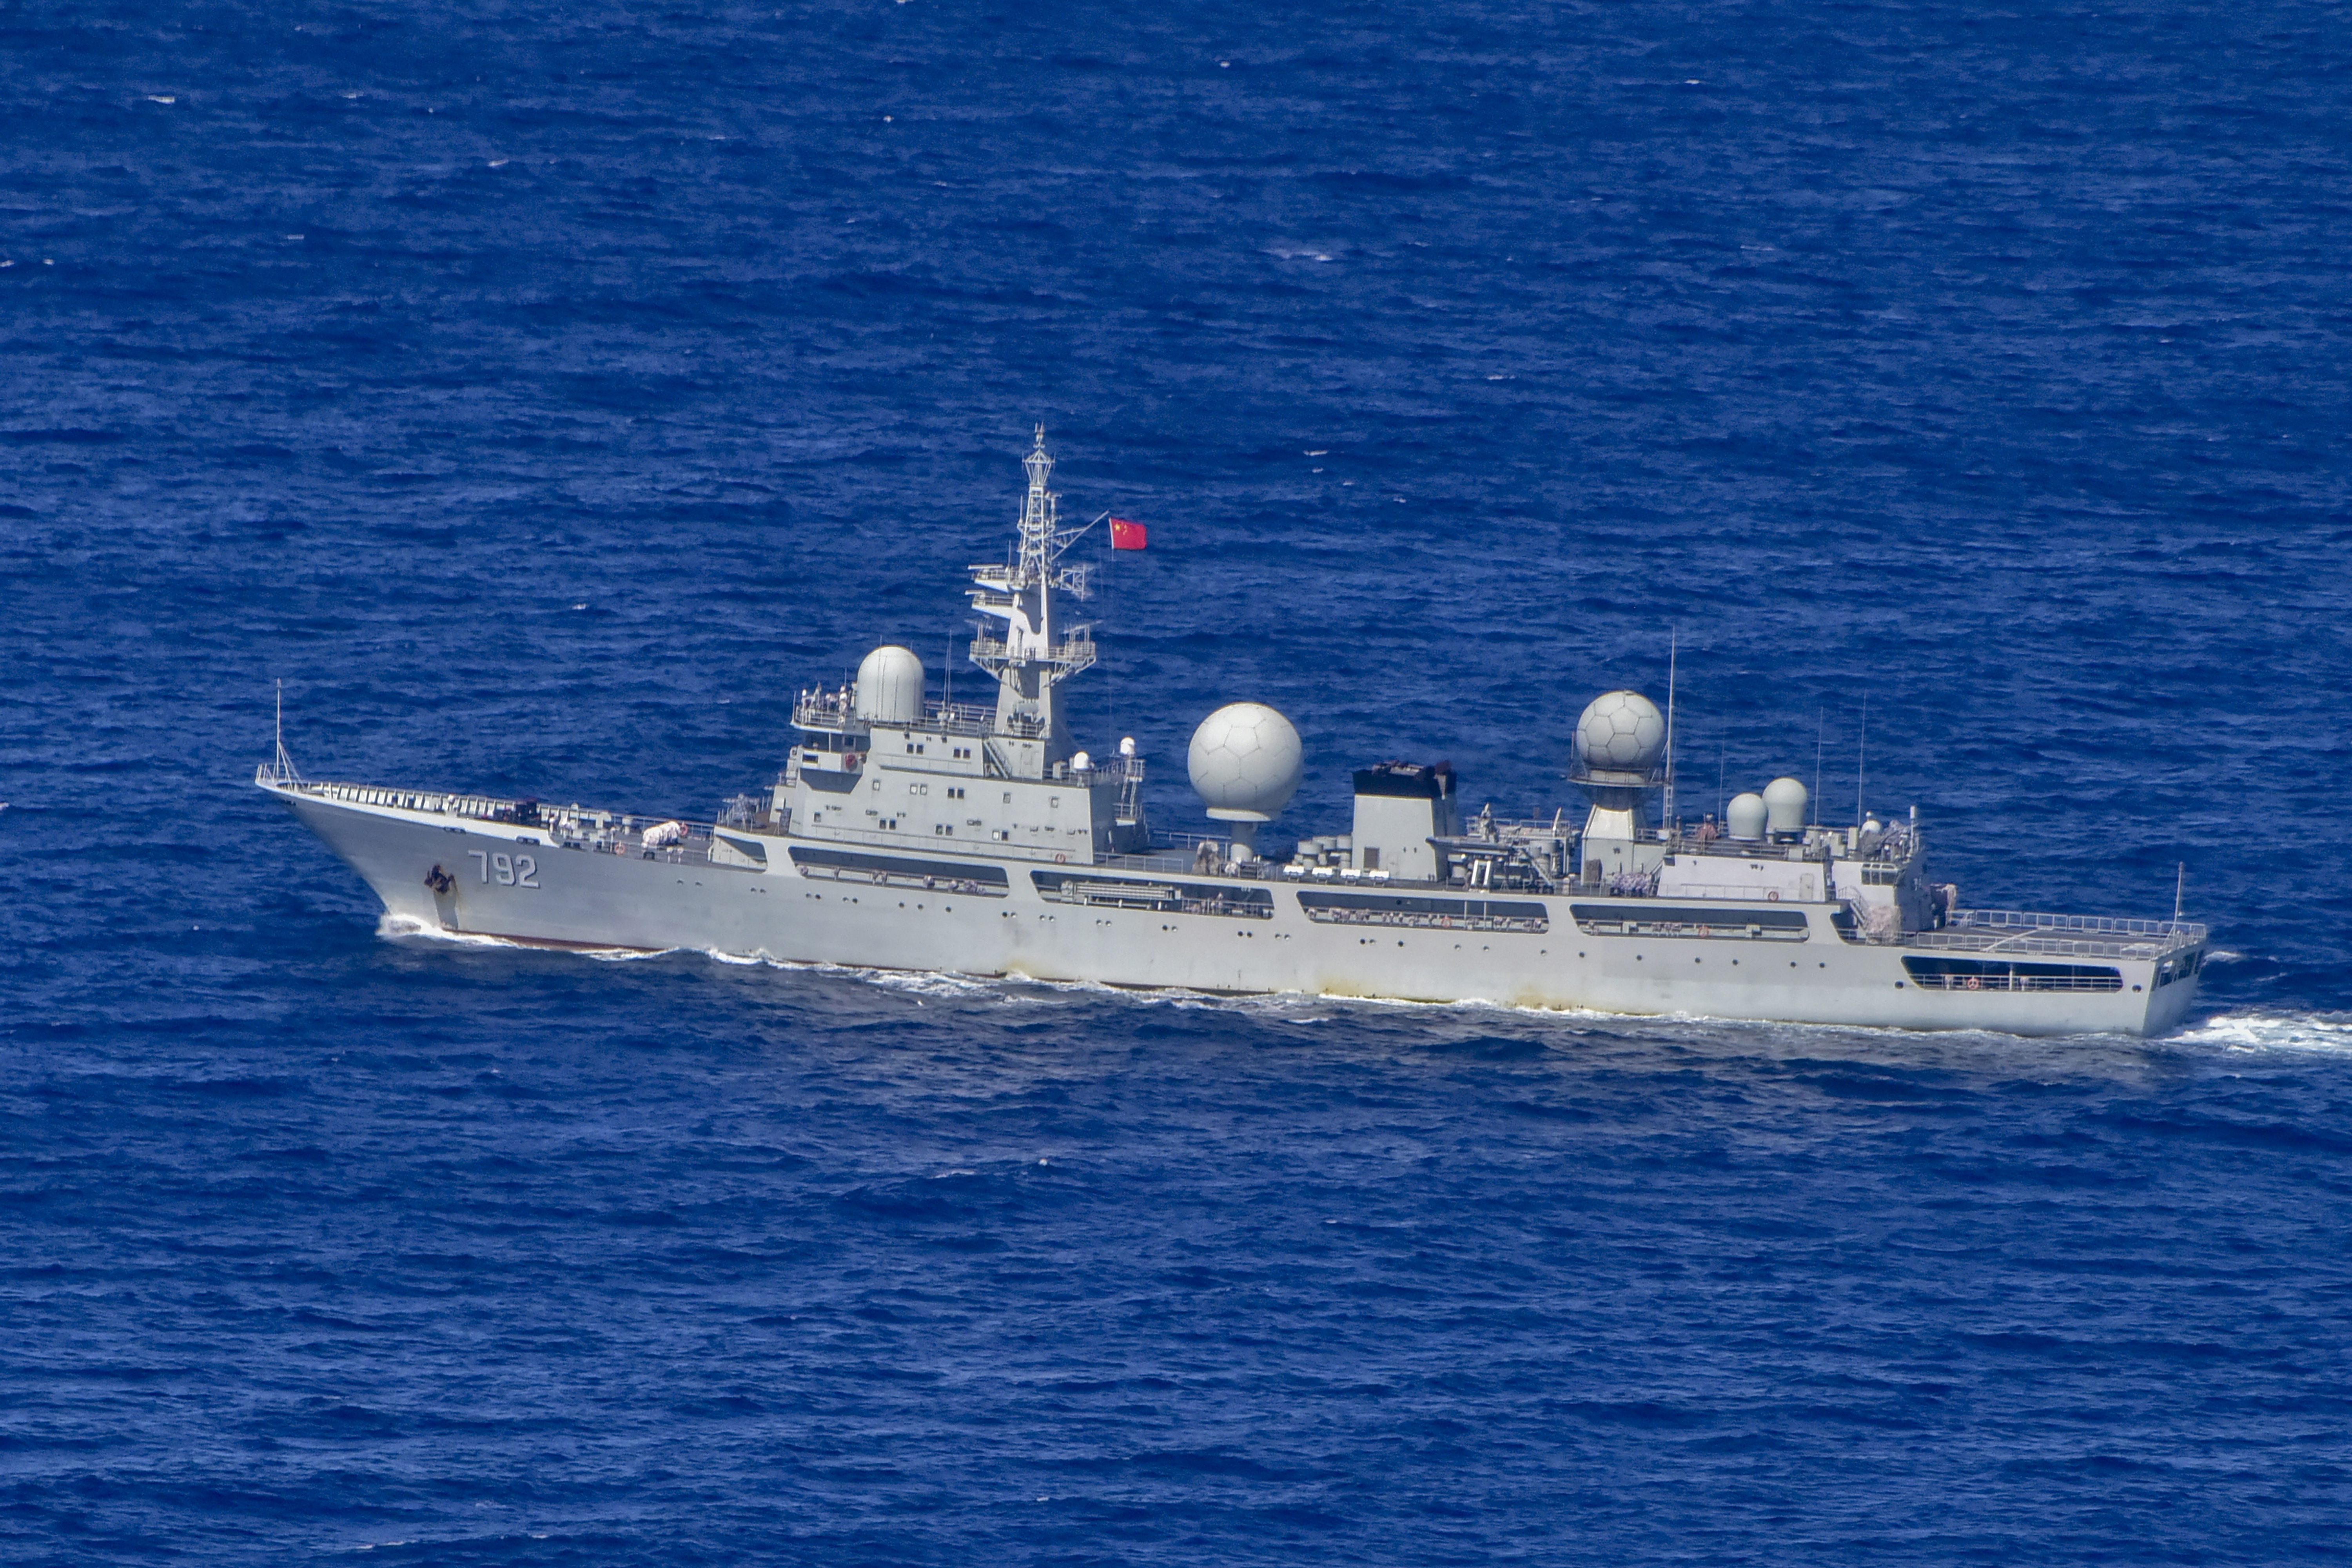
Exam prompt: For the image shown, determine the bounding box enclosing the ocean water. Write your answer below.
[4,1,2350,1562]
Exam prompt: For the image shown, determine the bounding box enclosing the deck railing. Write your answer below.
[1905,908,2205,960]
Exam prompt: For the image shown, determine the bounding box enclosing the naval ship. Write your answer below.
[259,431,2207,1036]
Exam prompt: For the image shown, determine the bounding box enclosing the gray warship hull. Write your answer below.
[267,781,2207,1037]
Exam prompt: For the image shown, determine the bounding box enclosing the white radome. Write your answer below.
[853,644,926,725]
[1726,791,1769,840]
[1188,702,1304,822]
[1575,689,1666,775]
[1763,776,1809,835]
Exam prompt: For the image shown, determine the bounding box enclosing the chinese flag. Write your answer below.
[1109,517,1148,551]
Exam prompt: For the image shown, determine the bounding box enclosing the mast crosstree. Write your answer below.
[965,427,1098,754]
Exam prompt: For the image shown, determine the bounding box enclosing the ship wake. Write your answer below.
[2171,1010,2352,1056]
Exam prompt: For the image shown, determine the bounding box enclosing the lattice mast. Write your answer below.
[965,427,1097,755]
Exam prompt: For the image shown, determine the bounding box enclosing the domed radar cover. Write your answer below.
[1726,791,1769,841]
[852,645,926,725]
[1188,703,1303,822]
[1575,690,1666,779]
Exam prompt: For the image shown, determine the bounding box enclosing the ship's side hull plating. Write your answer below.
[278,789,2202,1037]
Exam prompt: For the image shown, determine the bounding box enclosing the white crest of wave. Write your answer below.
[2173,1011,2352,1055]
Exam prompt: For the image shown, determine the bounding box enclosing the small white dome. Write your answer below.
[1763,776,1809,835]
[1071,750,1092,772]
[1188,702,1303,822]
[1726,792,1768,841]
[1575,690,1666,775]
[852,645,925,725]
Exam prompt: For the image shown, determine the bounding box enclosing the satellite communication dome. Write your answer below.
[1188,702,1303,822]
[1763,776,1809,836]
[853,645,925,725]
[1575,690,1667,777]
[1726,792,1768,841]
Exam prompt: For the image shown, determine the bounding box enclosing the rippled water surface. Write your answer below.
[3,1,2348,1562]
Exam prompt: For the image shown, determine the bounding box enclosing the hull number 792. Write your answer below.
[469,850,540,887]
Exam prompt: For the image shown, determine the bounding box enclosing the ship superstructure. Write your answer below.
[775,430,1146,863]
[259,430,2208,1037]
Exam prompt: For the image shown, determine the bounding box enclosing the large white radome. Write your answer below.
[1763,776,1809,836]
[1188,702,1303,822]
[853,645,925,725]
[1575,689,1666,775]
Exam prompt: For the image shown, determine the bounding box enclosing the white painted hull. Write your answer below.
[270,785,2204,1038]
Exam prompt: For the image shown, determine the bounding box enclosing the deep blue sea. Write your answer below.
[5,2,2350,1562]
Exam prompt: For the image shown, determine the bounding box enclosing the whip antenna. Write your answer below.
[269,679,304,785]
[1663,626,1678,839]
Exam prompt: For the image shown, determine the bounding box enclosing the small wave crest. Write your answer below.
[2172,1010,2352,1055]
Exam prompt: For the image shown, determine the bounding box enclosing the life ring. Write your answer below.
[1767,890,1780,902]
[1962,975,1982,990]
[1055,853,1067,863]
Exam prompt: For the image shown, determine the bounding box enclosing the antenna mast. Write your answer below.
[1814,708,1825,820]
[1662,627,1678,840]
[1854,695,1867,829]
[269,679,304,785]
[2174,862,2186,923]
[964,427,1098,752]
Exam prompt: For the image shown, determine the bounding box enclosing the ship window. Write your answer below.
[1569,905,1810,940]
[1050,797,1060,808]
[1901,956,2123,993]
[1003,792,1012,803]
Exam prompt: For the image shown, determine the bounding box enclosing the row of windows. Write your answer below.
[897,782,1047,806]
